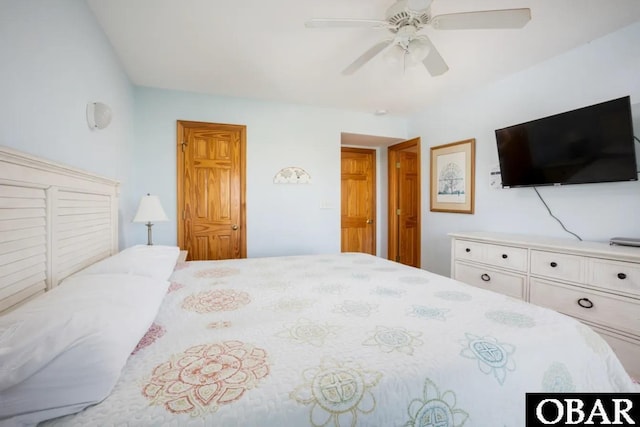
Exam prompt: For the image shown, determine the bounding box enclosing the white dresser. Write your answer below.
[450,231,640,379]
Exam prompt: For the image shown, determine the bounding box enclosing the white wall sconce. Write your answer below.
[86,102,112,130]
[133,193,169,245]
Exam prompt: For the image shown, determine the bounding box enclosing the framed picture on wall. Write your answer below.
[430,138,475,214]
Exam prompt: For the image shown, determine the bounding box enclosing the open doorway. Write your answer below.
[388,138,421,268]
[340,132,404,258]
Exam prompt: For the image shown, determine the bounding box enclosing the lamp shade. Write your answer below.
[383,44,406,66]
[408,39,431,64]
[133,194,169,223]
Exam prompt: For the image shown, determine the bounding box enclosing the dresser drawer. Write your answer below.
[531,250,585,283]
[530,278,640,337]
[454,240,485,263]
[589,324,640,379]
[484,244,528,272]
[454,239,527,272]
[454,262,526,300]
[588,258,640,297]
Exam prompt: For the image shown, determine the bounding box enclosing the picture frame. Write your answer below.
[430,138,475,214]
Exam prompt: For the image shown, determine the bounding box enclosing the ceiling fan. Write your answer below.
[305,0,531,76]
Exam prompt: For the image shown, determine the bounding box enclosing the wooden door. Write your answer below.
[341,147,376,254]
[388,138,421,267]
[177,121,246,260]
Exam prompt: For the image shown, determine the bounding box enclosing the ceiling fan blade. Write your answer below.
[305,18,390,29]
[342,39,393,76]
[431,8,531,30]
[418,35,449,76]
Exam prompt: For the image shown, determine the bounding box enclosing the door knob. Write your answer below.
[366,219,373,224]
[232,224,238,230]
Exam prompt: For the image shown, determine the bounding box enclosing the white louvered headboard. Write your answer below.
[0,146,119,314]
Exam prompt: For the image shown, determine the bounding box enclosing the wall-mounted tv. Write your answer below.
[495,96,638,188]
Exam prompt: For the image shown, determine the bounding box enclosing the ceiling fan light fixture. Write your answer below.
[383,43,407,65]
[407,0,432,13]
[408,38,430,63]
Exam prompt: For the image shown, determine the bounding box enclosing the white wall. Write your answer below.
[133,87,407,256]
[0,0,136,247]
[409,21,640,276]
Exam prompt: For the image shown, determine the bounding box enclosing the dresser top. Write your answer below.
[449,231,640,262]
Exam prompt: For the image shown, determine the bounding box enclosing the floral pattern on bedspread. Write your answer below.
[433,290,472,301]
[407,305,450,321]
[485,310,535,328]
[167,282,185,293]
[267,297,314,313]
[193,267,240,278]
[290,358,381,427]
[332,300,378,317]
[405,378,469,427]
[542,362,575,392]
[43,253,639,427]
[132,323,166,355]
[362,326,423,355]
[459,333,516,385]
[182,289,250,313]
[207,321,232,329]
[276,318,340,347]
[142,341,269,416]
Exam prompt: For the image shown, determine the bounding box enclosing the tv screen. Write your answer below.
[495,96,637,188]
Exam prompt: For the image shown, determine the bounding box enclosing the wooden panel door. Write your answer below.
[388,138,421,267]
[177,121,246,260]
[341,147,376,254]
[398,150,419,266]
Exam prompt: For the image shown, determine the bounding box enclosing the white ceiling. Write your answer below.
[87,0,640,116]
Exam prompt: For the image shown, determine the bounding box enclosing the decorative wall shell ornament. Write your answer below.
[273,166,312,184]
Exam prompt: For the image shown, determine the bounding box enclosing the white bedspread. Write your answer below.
[44,253,637,426]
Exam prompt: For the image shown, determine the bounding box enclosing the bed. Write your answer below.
[0,147,638,426]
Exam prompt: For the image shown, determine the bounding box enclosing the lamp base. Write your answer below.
[146,222,154,245]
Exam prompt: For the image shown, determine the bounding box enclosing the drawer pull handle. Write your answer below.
[501,254,508,259]
[480,273,491,282]
[577,298,594,309]
[550,262,558,268]
[465,248,471,253]
[617,273,627,280]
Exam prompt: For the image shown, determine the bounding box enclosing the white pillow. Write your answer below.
[0,274,169,425]
[74,244,180,281]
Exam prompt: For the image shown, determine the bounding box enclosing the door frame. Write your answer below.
[176,120,247,257]
[388,137,421,266]
[340,146,377,255]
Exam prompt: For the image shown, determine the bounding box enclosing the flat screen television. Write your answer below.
[495,96,637,188]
